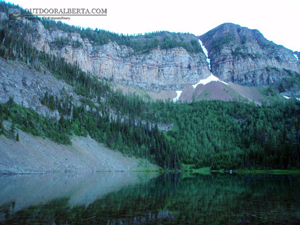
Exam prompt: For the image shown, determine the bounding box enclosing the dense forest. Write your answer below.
[0,2,300,170]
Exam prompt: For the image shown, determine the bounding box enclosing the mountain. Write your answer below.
[25,19,210,93]
[1,2,300,172]
[200,23,300,86]
[11,17,299,102]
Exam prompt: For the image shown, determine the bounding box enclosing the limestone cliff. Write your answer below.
[0,57,78,119]
[26,20,300,91]
[25,20,210,92]
[200,23,300,86]
[3,10,300,96]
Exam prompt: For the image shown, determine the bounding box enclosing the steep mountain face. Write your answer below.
[0,57,77,119]
[2,7,300,100]
[2,2,300,173]
[200,23,300,86]
[26,20,210,92]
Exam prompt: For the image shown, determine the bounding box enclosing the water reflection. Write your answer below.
[0,173,300,224]
[0,172,158,214]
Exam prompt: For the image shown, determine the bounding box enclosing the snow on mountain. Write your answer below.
[282,95,300,101]
[192,74,228,89]
[192,39,228,89]
[173,91,183,103]
[199,39,211,70]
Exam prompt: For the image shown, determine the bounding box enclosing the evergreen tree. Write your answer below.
[16,131,19,141]
[0,120,4,135]
[9,121,15,139]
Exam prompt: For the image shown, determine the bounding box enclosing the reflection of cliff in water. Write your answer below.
[1,173,300,224]
[0,172,158,212]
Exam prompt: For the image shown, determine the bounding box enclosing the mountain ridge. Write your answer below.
[1,3,299,99]
[28,19,300,99]
[199,23,299,87]
[1,2,300,172]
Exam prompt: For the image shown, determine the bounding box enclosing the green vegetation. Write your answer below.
[257,67,300,94]
[0,98,178,169]
[1,99,71,144]
[260,86,278,97]
[236,169,300,174]
[181,164,211,174]
[232,46,261,59]
[0,120,4,135]
[211,34,235,51]
[167,99,300,170]
[281,70,300,92]
[3,93,300,171]
[0,1,300,171]
[45,22,202,54]
[51,37,83,49]
[0,2,202,55]
[265,67,300,93]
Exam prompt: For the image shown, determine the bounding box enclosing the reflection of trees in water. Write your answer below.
[1,174,300,224]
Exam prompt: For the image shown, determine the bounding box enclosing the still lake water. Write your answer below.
[0,172,299,225]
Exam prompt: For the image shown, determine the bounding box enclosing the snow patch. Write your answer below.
[198,39,208,58]
[173,91,182,103]
[193,74,228,89]
[282,95,300,101]
[294,54,299,61]
[193,39,228,89]
[198,39,211,70]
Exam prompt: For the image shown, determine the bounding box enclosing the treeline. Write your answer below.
[3,92,300,171]
[166,99,300,170]
[0,18,177,125]
[277,69,300,93]
[0,19,167,122]
[0,17,180,169]
[1,2,300,170]
[0,1,202,54]
[0,95,179,169]
[42,19,202,54]
[0,20,180,169]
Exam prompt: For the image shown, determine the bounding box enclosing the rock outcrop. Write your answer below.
[8,18,300,93]
[26,20,300,91]
[0,58,173,131]
[0,57,78,119]
[200,23,300,86]
[26,20,210,92]
[3,11,300,96]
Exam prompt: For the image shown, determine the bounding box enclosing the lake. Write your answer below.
[0,172,299,224]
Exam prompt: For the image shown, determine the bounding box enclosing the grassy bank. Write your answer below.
[235,169,300,175]
[173,164,300,175]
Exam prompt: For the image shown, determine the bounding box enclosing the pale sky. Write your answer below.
[6,0,300,52]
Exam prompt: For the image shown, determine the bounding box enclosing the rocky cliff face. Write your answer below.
[27,20,299,91]
[0,57,79,119]
[26,20,210,92]
[4,14,300,95]
[200,23,300,86]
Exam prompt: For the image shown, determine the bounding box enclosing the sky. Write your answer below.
[6,0,300,52]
